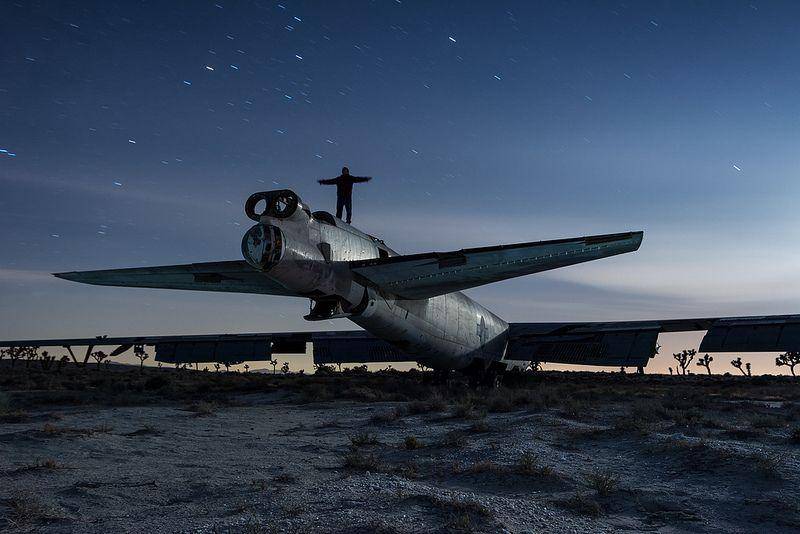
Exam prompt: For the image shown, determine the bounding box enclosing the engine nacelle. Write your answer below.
[245,190,309,222]
[241,188,369,310]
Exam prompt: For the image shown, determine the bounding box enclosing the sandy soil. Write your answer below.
[1,365,799,533]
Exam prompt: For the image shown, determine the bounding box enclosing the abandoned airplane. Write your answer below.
[2,189,799,383]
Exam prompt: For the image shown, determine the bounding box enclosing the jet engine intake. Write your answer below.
[245,190,303,221]
[242,224,284,270]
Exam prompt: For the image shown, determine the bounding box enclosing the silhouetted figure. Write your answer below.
[318,166,372,223]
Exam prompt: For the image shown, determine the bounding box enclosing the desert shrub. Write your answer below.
[397,461,420,479]
[752,452,781,479]
[144,375,170,391]
[555,492,602,517]
[462,460,504,475]
[410,493,492,518]
[440,430,467,448]
[342,449,381,471]
[26,458,63,471]
[516,451,554,477]
[186,401,217,416]
[124,425,159,437]
[750,414,785,429]
[0,408,29,423]
[349,431,378,447]
[297,382,334,402]
[585,469,619,496]
[451,400,486,420]
[314,364,336,375]
[406,396,446,414]
[273,472,296,484]
[371,407,404,424]
[469,420,490,433]
[6,491,66,524]
[403,435,422,450]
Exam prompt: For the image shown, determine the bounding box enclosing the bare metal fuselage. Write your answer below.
[241,193,511,371]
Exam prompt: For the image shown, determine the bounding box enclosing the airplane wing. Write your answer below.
[0,330,414,365]
[54,261,300,297]
[506,314,800,367]
[349,231,643,299]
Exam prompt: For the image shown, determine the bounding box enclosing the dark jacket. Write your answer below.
[318,174,372,198]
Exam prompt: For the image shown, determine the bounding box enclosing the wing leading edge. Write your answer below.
[349,231,643,299]
[507,314,800,367]
[54,261,300,297]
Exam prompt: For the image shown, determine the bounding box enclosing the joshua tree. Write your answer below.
[270,359,278,374]
[672,349,696,375]
[7,347,25,368]
[223,361,231,373]
[668,367,673,375]
[281,362,290,374]
[696,354,714,375]
[91,351,109,370]
[731,357,751,376]
[775,352,800,376]
[133,345,149,371]
[529,361,542,372]
[0,348,5,363]
[244,364,250,373]
[57,355,70,371]
[39,351,56,371]
[24,346,39,368]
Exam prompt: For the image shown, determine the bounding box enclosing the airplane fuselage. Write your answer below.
[241,191,512,372]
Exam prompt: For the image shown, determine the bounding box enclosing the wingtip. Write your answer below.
[633,230,644,249]
[53,271,91,284]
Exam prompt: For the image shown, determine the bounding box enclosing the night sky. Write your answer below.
[2,1,800,373]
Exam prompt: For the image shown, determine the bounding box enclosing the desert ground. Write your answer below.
[1,361,799,533]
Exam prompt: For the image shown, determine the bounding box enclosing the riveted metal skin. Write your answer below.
[243,190,511,370]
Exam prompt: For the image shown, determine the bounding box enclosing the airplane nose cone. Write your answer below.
[242,223,277,270]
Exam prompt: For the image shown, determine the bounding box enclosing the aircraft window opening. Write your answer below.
[311,211,337,226]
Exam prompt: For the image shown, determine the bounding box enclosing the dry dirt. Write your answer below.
[1,363,799,533]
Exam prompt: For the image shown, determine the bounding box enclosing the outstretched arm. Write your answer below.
[352,176,372,183]
[318,177,338,185]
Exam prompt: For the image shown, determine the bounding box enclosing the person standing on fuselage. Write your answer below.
[317,166,372,224]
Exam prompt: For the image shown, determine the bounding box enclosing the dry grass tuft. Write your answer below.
[585,468,619,496]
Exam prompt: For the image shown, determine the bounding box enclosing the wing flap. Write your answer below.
[1,331,346,364]
[350,231,643,299]
[508,314,800,367]
[311,331,414,364]
[55,260,298,297]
